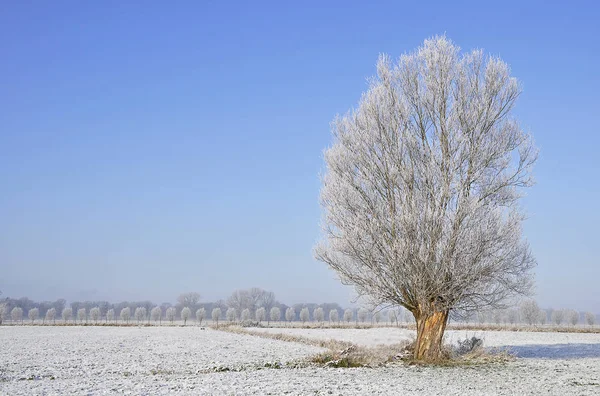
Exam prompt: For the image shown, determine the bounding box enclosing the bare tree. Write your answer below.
[255,307,266,323]
[211,307,221,327]
[314,307,325,323]
[315,36,537,360]
[177,292,201,311]
[585,312,595,326]
[90,307,101,323]
[107,309,115,323]
[285,307,295,324]
[11,307,23,324]
[45,307,57,324]
[134,307,147,324]
[120,307,131,324]
[28,307,39,323]
[568,310,580,326]
[226,308,237,322]
[299,307,310,324]
[196,308,206,325]
[77,308,87,324]
[166,307,176,324]
[181,307,191,325]
[270,306,281,323]
[329,309,339,323]
[551,309,565,326]
[357,308,368,323]
[521,300,540,326]
[62,307,72,323]
[343,309,353,324]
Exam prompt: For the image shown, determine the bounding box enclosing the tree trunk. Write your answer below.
[414,309,449,361]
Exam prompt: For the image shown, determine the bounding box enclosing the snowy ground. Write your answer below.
[2,326,600,395]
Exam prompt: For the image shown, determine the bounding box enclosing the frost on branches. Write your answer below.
[315,36,537,360]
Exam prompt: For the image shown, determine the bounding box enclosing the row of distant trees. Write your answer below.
[0,290,597,327]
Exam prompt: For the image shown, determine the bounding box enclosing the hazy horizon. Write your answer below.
[1,1,599,313]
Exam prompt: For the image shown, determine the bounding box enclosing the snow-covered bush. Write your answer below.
[196,308,206,325]
[62,307,73,322]
[357,308,368,323]
[255,307,266,323]
[241,308,250,322]
[107,308,115,323]
[134,307,147,323]
[45,307,56,324]
[329,309,339,323]
[226,307,236,322]
[90,307,101,323]
[11,307,23,323]
[77,308,87,323]
[120,307,131,323]
[28,308,39,323]
[151,307,162,323]
[211,307,221,327]
[343,309,353,323]
[270,306,281,323]
[166,307,176,323]
[314,307,324,323]
[285,307,295,323]
[181,307,191,325]
[299,307,309,323]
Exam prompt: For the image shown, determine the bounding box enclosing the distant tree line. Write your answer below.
[0,291,596,327]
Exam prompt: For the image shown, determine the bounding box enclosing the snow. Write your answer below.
[2,326,600,395]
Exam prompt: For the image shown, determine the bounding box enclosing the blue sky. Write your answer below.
[1,1,599,311]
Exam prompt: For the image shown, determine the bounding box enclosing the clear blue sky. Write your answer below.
[1,1,598,311]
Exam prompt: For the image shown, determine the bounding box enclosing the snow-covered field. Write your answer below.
[2,326,600,395]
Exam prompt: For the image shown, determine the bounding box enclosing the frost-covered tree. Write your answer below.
[226,308,237,322]
[270,306,281,323]
[314,307,325,323]
[551,309,565,326]
[520,300,540,326]
[106,308,115,323]
[492,309,504,325]
[120,307,131,324]
[77,308,87,323]
[62,307,72,322]
[0,303,7,325]
[181,307,191,325]
[196,308,206,325]
[374,311,382,324]
[45,307,56,324]
[11,307,23,323]
[166,307,176,324]
[151,307,162,324]
[343,309,353,324]
[568,310,580,326]
[585,312,595,326]
[89,307,101,323]
[28,307,39,323]
[388,309,397,325]
[241,308,251,322]
[506,309,518,325]
[538,309,547,325]
[329,309,339,323]
[315,36,537,361]
[285,307,295,323]
[211,307,221,327]
[134,307,147,324]
[299,307,309,324]
[357,308,368,323]
[255,307,266,323]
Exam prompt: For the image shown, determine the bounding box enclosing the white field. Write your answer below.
[1,326,600,395]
